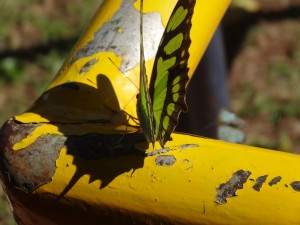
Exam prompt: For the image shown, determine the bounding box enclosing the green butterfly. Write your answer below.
[137,0,196,148]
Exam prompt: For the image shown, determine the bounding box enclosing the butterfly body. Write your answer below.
[137,0,196,148]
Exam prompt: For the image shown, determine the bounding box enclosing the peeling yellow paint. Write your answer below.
[7,0,271,224]
[4,0,300,224]
[62,0,123,66]
[33,134,300,224]
[12,124,62,151]
[14,0,230,129]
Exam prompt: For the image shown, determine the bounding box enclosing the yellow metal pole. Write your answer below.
[2,0,300,225]
[2,126,300,225]
[14,0,229,125]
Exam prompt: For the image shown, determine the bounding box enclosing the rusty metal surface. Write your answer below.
[0,118,146,193]
[0,119,65,192]
[0,118,150,225]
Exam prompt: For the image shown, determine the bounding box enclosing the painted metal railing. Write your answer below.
[1,0,300,224]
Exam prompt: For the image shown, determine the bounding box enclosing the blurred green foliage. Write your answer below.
[230,17,300,151]
[0,58,24,83]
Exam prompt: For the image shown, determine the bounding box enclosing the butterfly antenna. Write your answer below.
[116,123,129,145]
[108,57,138,90]
[140,0,145,70]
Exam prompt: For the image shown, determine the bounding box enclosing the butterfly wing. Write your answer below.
[136,0,155,147]
[150,0,196,147]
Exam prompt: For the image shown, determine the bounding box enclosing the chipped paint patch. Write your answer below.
[183,159,193,170]
[268,176,282,186]
[147,147,171,156]
[290,181,300,192]
[216,170,251,204]
[252,175,268,192]
[146,143,198,156]
[71,0,164,72]
[179,144,199,150]
[155,155,176,166]
[79,59,99,75]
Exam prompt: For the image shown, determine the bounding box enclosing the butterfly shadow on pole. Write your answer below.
[3,73,147,198]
